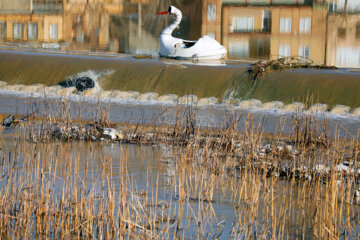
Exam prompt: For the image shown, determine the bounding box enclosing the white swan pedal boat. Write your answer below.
[157,6,227,60]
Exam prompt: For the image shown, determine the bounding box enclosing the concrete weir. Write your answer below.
[0,50,360,116]
[2,81,360,118]
[157,94,178,103]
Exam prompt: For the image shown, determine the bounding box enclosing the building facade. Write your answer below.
[209,0,327,63]
[0,13,63,42]
[0,0,123,49]
[270,6,327,64]
[326,13,360,67]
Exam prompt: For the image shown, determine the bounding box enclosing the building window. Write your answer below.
[262,10,271,32]
[27,23,38,40]
[337,28,346,38]
[207,4,216,22]
[337,47,360,67]
[299,18,311,34]
[229,41,249,58]
[356,22,360,39]
[299,45,310,59]
[0,21,6,39]
[279,44,290,57]
[231,17,254,32]
[280,18,292,33]
[13,23,24,39]
[329,2,337,12]
[49,23,58,40]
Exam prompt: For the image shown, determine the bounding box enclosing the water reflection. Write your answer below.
[0,0,359,67]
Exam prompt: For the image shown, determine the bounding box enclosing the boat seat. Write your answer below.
[182,41,196,48]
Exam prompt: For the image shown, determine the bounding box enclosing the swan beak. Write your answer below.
[157,11,168,15]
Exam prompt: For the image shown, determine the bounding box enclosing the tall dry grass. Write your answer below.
[0,97,359,239]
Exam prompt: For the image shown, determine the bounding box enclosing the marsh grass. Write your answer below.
[0,97,359,239]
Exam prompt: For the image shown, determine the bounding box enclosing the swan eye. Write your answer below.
[168,6,172,13]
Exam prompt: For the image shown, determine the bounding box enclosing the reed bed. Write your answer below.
[0,97,359,239]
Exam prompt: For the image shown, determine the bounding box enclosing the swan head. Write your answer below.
[157,6,180,15]
[168,6,176,14]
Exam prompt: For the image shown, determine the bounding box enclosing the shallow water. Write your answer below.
[1,128,359,239]
[0,132,243,238]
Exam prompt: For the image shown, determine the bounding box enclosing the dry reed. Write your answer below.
[0,96,359,239]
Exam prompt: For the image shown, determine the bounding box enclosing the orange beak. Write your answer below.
[157,11,168,15]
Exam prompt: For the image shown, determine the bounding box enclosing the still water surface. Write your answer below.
[0,0,359,68]
[1,129,359,239]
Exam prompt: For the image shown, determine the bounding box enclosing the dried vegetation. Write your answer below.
[0,97,359,239]
[248,57,338,81]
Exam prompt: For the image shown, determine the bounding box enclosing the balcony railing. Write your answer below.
[32,0,63,13]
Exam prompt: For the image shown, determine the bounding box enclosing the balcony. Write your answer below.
[32,0,63,13]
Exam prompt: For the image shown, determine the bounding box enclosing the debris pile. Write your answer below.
[248,57,337,81]
[133,54,153,59]
[1,114,30,128]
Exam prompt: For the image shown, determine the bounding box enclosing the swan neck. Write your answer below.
[161,7,182,35]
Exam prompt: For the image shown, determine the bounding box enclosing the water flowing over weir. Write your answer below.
[224,69,360,109]
[0,50,240,99]
[1,50,360,108]
[1,50,360,138]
